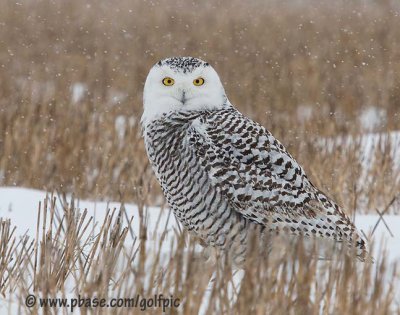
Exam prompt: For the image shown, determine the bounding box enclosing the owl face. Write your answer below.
[142,57,227,124]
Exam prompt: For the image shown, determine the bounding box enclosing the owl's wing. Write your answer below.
[188,109,316,220]
[188,109,366,257]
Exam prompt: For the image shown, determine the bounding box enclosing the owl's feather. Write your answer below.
[187,107,367,259]
[142,56,368,263]
[144,106,368,261]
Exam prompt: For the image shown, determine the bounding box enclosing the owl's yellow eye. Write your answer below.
[162,77,175,86]
[193,77,205,86]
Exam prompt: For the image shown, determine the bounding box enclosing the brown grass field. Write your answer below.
[0,0,400,313]
[0,195,398,314]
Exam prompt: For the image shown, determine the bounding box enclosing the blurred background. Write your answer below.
[0,0,399,213]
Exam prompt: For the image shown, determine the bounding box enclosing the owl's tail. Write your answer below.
[313,190,373,262]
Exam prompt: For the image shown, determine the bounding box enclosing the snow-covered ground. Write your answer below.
[0,187,399,265]
[0,187,177,241]
[319,131,400,171]
[1,186,400,313]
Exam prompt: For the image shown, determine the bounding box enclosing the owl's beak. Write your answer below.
[180,91,186,104]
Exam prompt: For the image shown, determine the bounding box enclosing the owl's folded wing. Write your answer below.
[187,110,367,260]
[188,111,319,223]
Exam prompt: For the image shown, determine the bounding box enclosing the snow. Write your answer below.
[115,115,127,142]
[296,104,313,122]
[0,186,400,312]
[0,187,399,264]
[1,129,400,257]
[0,187,181,275]
[319,131,400,207]
[107,88,128,106]
[359,106,387,131]
[355,214,400,263]
[320,131,400,169]
[70,82,87,103]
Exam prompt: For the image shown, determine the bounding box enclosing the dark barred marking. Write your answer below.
[143,106,369,263]
[157,57,209,73]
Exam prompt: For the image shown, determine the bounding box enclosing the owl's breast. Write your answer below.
[143,119,245,245]
[144,120,198,211]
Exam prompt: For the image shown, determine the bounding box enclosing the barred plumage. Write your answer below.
[142,56,368,263]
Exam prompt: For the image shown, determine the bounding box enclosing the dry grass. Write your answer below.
[0,194,399,314]
[0,0,399,213]
[1,0,400,313]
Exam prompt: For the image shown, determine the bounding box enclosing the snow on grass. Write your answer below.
[70,82,87,104]
[356,214,400,264]
[359,106,387,131]
[0,187,399,265]
[318,130,400,212]
[0,187,180,262]
[0,187,173,238]
[1,186,400,312]
[319,130,400,171]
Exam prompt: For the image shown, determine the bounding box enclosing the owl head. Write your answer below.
[142,57,228,124]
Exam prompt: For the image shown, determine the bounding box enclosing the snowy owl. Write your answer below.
[141,56,368,263]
